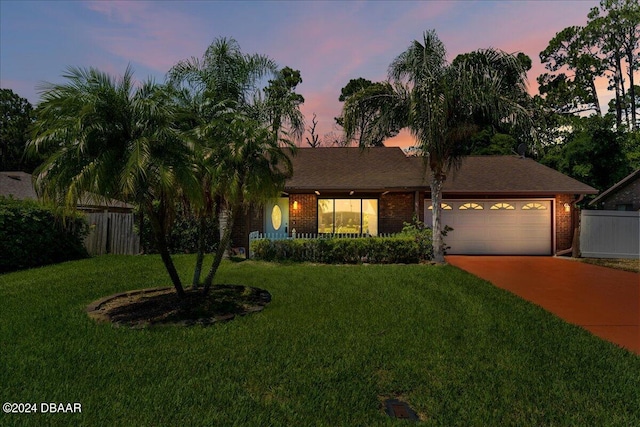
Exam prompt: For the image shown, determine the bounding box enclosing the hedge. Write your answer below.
[136,204,219,255]
[0,197,89,273]
[250,235,432,264]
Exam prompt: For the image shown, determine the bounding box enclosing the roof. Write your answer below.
[440,156,599,195]
[0,171,134,209]
[0,171,38,200]
[283,148,597,195]
[285,147,427,192]
[589,168,640,206]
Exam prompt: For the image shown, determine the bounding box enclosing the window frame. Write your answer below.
[490,202,515,210]
[459,202,484,210]
[317,198,379,235]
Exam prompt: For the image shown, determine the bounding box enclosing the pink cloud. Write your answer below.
[82,1,208,73]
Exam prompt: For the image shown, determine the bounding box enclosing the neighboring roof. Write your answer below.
[589,168,640,206]
[283,148,598,195]
[285,147,428,192]
[441,156,599,195]
[0,171,38,200]
[0,171,134,209]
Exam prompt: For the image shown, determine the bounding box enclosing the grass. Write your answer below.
[1,255,639,426]
[579,257,640,273]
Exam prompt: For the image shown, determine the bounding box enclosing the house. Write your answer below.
[1,171,139,255]
[588,168,640,211]
[0,171,133,213]
[0,171,38,200]
[235,147,598,256]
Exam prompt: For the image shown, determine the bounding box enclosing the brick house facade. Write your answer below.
[233,147,597,256]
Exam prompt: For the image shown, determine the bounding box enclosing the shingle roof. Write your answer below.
[589,168,640,206]
[0,171,134,209]
[283,148,597,195]
[285,147,427,191]
[440,155,598,195]
[0,171,38,200]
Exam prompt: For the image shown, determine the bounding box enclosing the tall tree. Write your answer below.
[587,0,640,129]
[28,66,199,296]
[168,38,302,290]
[199,110,293,293]
[539,26,604,116]
[342,30,532,263]
[336,78,402,146]
[0,88,35,171]
[540,115,630,190]
[168,37,277,288]
[262,66,305,145]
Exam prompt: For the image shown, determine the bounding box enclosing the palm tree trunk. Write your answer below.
[191,215,207,289]
[202,206,237,294]
[431,175,446,264]
[148,210,185,297]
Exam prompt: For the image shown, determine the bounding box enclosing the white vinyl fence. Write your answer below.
[580,210,640,259]
[84,212,140,255]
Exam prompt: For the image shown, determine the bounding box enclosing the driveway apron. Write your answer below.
[446,256,640,355]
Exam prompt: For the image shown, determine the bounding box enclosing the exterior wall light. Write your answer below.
[564,202,571,212]
[293,201,299,211]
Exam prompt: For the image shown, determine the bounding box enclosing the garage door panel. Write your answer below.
[425,199,552,255]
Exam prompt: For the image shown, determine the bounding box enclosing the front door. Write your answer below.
[265,197,289,238]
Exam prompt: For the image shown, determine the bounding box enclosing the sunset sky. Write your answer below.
[1,0,601,147]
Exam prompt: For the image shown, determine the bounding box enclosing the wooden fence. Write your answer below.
[580,210,639,259]
[84,212,140,255]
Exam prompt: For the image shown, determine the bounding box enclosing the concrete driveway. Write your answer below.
[446,256,640,355]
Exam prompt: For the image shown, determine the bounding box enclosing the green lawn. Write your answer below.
[1,256,639,426]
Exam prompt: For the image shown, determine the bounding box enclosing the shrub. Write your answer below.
[136,204,219,254]
[0,196,89,273]
[398,217,435,260]
[251,234,433,264]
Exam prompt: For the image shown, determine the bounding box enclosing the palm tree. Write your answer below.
[168,38,302,288]
[168,38,277,287]
[342,30,532,263]
[199,110,294,294]
[28,66,199,296]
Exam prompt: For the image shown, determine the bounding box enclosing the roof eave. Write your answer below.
[589,169,640,205]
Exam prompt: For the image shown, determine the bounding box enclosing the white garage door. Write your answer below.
[424,200,552,255]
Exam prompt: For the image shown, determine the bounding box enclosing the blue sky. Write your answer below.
[1,0,599,146]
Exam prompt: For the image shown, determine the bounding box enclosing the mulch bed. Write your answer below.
[86,285,271,328]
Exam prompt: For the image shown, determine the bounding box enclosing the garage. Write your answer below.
[424,199,553,255]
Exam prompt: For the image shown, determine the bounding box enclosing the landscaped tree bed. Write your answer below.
[87,285,271,328]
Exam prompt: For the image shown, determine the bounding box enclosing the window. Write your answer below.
[459,202,483,210]
[522,202,547,210]
[490,202,515,210]
[616,204,633,211]
[317,199,378,235]
[427,203,453,210]
[271,205,283,230]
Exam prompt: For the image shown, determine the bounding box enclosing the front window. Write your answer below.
[317,199,378,235]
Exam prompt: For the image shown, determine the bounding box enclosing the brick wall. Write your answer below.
[289,193,317,234]
[600,177,640,211]
[379,192,416,234]
[246,192,421,236]
[555,194,574,252]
